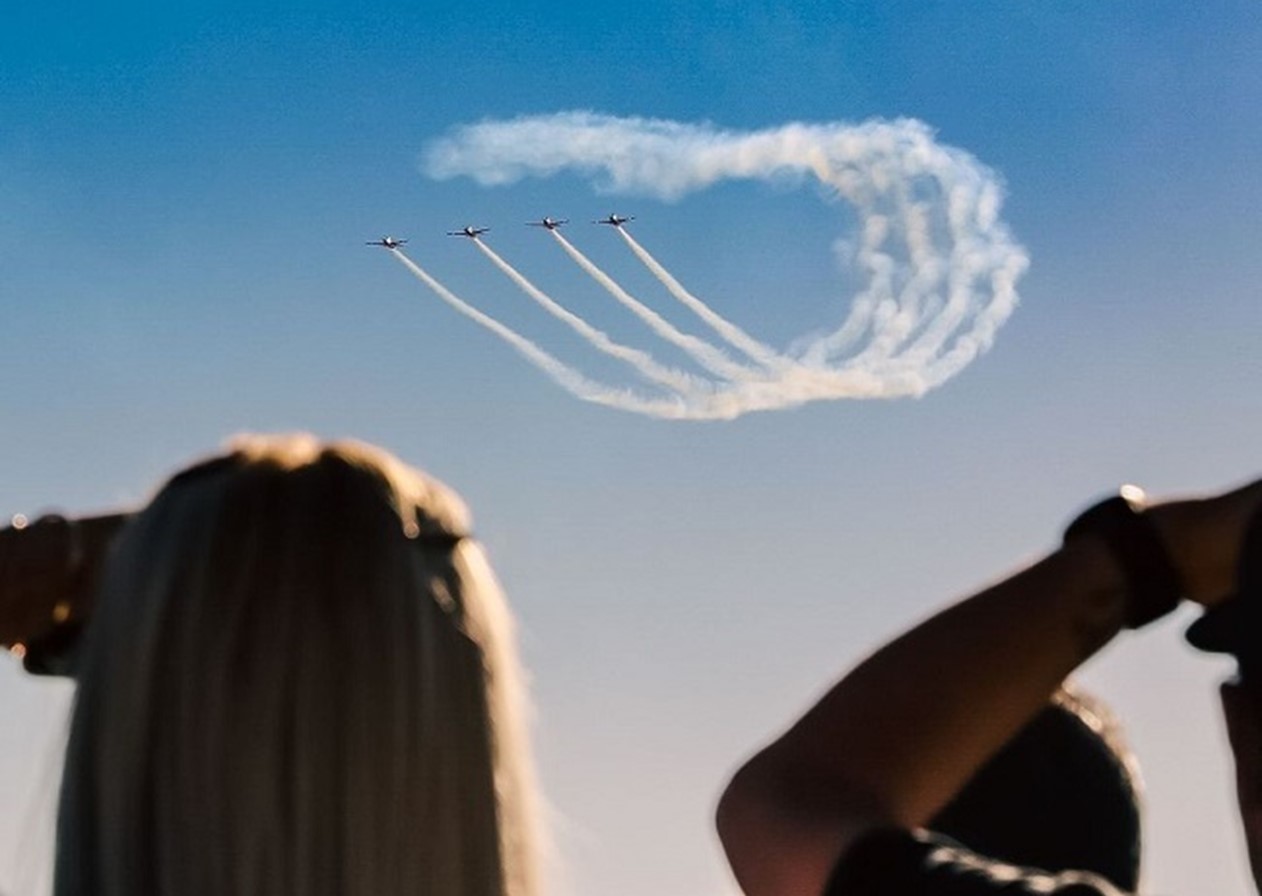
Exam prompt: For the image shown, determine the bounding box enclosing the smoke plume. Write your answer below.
[409,112,1028,420]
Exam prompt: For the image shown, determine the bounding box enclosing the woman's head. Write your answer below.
[56,434,538,896]
[930,687,1142,891]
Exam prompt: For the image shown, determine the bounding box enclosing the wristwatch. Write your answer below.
[1063,486,1183,629]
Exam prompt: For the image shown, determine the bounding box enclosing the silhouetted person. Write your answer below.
[718,480,1262,895]
[3,435,542,896]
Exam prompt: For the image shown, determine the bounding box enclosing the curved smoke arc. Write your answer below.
[415,112,1028,420]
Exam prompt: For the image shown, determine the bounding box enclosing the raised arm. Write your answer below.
[717,480,1262,896]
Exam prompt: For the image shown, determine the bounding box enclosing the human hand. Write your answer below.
[0,512,130,653]
[1148,479,1262,609]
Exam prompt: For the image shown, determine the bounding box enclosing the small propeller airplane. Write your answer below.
[366,236,408,249]
[447,226,490,238]
[526,216,568,230]
[594,213,634,227]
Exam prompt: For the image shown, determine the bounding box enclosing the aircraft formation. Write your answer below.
[368,214,634,247]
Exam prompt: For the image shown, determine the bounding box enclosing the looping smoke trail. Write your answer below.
[415,111,1029,420]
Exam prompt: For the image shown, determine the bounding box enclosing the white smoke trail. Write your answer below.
[469,238,703,394]
[392,249,964,418]
[416,111,1029,419]
[614,226,786,372]
[388,250,688,418]
[547,229,755,382]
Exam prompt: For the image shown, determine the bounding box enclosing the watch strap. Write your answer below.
[1064,489,1183,629]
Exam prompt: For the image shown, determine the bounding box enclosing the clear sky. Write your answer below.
[3,2,1262,894]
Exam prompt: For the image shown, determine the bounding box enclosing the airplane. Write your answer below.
[526,216,568,230]
[447,226,490,238]
[366,236,408,249]
[594,213,634,227]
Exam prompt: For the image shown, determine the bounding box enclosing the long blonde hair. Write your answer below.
[55,435,540,896]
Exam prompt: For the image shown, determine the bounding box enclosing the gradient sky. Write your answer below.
[3,2,1262,894]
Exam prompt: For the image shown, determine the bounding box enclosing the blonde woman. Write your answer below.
[2,435,540,896]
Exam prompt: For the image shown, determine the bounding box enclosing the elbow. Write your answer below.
[717,752,890,896]
[716,753,793,893]
[715,758,759,857]
[717,750,789,854]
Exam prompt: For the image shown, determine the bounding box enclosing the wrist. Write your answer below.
[1054,536,1128,654]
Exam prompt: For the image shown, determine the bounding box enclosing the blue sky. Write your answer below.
[3,2,1262,894]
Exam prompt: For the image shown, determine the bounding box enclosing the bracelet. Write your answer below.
[1063,486,1183,629]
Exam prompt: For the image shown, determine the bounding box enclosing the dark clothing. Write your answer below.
[825,829,1129,896]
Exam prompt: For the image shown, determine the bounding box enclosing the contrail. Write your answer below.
[416,111,1030,419]
[547,229,755,382]
[388,249,688,417]
[469,238,702,394]
[613,227,787,373]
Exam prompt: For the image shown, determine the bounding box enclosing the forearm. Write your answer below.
[719,480,1262,896]
[767,536,1127,827]
[718,537,1129,896]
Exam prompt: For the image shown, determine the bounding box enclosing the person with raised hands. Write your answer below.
[717,480,1262,896]
[3,435,541,896]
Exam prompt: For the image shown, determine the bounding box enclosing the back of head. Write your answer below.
[930,687,1143,892]
[56,435,539,896]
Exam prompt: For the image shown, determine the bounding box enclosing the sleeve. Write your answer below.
[824,829,1131,896]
